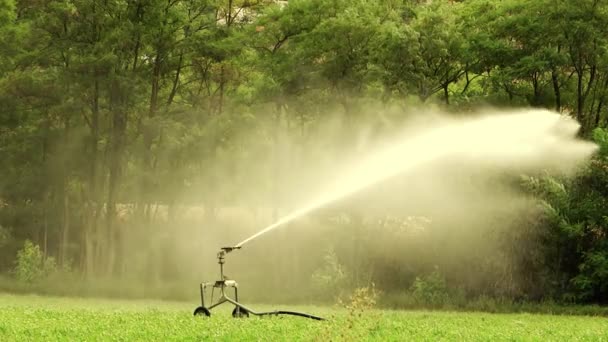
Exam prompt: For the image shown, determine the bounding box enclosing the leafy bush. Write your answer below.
[521,128,608,303]
[14,240,56,283]
[340,283,381,313]
[317,284,382,341]
[410,268,449,306]
[311,246,349,298]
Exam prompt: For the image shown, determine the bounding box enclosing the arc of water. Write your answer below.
[233,111,594,248]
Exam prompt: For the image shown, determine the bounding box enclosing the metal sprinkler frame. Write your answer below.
[193,246,324,320]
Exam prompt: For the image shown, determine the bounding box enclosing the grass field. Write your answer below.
[1,293,607,341]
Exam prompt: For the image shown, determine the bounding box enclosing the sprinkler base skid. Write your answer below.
[193,247,324,321]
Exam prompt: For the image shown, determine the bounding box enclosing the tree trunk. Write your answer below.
[131,2,144,71]
[551,67,561,112]
[41,113,50,258]
[61,184,70,266]
[595,97,604,128]
[85,78,100,277]
[460,67,473,96]
[149,55,161,117]
[218,66,225,115]
[593,76,608,129]
[504,83,514,102]
[532,73,541,106]
[43,195,48,258]
[106,80,127,276]
[167,52,183,106]
[577,70,584,123]
[576,62,596,134]
[139,52,162,224]
[60,118,71,267]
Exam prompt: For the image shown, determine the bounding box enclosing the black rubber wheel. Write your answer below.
[232,306,250,318]
[193,306,211,317]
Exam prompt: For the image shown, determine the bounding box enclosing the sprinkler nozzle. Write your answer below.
[220,246,241,254]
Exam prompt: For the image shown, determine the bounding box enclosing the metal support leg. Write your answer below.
[199,283,205,307]
[234,287,241,315]
[224,297,257,315]
[207,298,228,310]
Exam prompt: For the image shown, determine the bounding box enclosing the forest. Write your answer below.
[1,0,608,306]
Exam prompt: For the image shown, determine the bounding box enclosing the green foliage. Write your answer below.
[2,0,608,306]
[312,247,349,297]
[410,268,449,306]
[0,0,15,27]
[521,128,608,302]
[340,284,380,312]
[593,127,608,157]
[1,294,608,340]
[572,251,608,300]
[14,240,56,283]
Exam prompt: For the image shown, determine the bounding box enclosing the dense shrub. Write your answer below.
[311,247,350,298]
[523,128,608,303]
[14,240,56,283]
[410,268,449,306]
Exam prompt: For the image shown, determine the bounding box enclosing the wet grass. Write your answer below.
[0,293,607,341]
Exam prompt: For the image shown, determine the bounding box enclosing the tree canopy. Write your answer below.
[1,0,608,304]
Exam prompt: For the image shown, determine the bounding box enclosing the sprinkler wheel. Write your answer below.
[232,306,250,318]
[193,306,211,317]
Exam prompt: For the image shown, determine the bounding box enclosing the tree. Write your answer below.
[410,2,467,104]
[524,128,608,302]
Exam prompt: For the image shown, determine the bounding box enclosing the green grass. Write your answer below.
[0,293,607,341]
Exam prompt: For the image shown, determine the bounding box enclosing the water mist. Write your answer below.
[234,109,597,247]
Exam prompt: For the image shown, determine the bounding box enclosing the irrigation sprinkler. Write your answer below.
[193,246,324,320]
